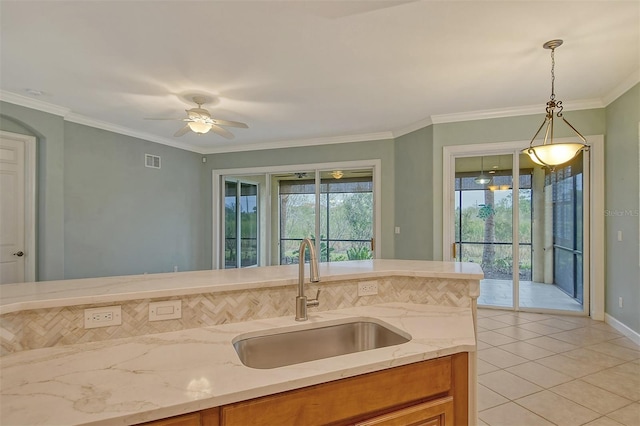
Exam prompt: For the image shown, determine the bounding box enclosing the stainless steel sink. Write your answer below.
[233,319,411,369]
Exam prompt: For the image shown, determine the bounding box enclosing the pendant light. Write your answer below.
[474,157,492,185]
[522,40,588,169]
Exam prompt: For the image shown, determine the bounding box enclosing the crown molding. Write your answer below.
[65,113,206,153]
[392,116,434,138]
[0,90,71,116]
[0,90,206,154]
[427,98,605,125]
[201,131,394,154]
[601,70,640,106]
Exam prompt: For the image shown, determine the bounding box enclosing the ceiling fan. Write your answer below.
[146,96,248,139]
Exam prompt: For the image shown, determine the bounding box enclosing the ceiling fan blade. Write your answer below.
[174,125,191,137]
[209,124,235,139]
[212,119,248,128]
[145,117,186,121]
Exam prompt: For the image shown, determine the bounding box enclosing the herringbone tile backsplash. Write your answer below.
[1,276,477,355]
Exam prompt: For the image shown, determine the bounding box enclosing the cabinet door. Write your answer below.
[140,413,201,426]
[220,357,451,426]
[354,396,454,426]
[201,407,221,426]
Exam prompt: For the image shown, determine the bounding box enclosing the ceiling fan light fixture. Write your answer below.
[523,39,588,169]
[187,121,212,134]
[331,170,344,179]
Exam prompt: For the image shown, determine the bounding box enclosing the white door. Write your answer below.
[0,132,34,284]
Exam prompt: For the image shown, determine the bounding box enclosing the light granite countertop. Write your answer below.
[0,260,483,314]
[0,302,476,426]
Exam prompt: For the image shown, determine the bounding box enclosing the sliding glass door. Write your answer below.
[454,154,516,308]
[224,179,259,268]
[278,169,374,264]
[216,161,379,269]
[548,153,585,304]
[451,150,588,314]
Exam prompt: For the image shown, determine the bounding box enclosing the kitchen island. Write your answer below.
[0,260,482,425]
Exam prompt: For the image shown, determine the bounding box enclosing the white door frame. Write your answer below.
[212,159,382,269]
[442,136,604,319]
[0,130,36,282]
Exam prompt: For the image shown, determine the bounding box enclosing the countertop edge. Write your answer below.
[0,261,483,315]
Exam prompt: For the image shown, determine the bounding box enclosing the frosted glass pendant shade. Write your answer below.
[524,143,585,167]
[188,121,212,134]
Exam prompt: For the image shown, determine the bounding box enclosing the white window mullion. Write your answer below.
[314,170,321,256]
[512,151,521,311]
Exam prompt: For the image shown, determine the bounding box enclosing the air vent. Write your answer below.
[145,154,161,169]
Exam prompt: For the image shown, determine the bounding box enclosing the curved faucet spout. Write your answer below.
[295,238,320,321]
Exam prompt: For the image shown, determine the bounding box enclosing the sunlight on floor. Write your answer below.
[478,279,583,311]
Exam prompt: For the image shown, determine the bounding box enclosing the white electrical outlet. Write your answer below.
[619,297,623,308]
[84,306,122,329]
[358,280,378,296]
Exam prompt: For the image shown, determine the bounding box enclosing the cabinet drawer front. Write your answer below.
[221,357,452,426]
[354,396,454,426]
[140,413,201,426]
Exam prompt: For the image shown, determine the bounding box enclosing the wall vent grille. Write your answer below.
[145,154,161,169]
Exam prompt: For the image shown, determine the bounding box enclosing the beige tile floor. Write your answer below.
[477,308,640,426]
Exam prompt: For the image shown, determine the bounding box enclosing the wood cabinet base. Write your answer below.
[141,352,468,426]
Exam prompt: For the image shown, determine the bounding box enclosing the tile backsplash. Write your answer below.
[1,276,478,354]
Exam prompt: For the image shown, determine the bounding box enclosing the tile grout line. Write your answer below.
[477,308,639,426]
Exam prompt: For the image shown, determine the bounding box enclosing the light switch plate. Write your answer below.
[149,300,182,321]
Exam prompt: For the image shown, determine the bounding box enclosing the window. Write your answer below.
[279,172,373,264]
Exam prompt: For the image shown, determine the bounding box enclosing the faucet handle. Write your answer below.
[307,289,321,308]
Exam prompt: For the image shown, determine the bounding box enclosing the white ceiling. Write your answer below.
[1,1,638,154]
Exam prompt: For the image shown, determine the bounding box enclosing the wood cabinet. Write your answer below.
[354,397,453,426]
[140,353,467,426]
[139,413,201,426]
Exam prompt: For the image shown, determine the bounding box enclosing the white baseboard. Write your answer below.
[605,313,640,345]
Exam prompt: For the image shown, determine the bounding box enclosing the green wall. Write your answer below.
[394,126,433,260]
[604,83,640,333]
[63,123,206,278]
[1,102,207,280]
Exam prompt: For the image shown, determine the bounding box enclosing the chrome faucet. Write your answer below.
[295,238,320,321]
